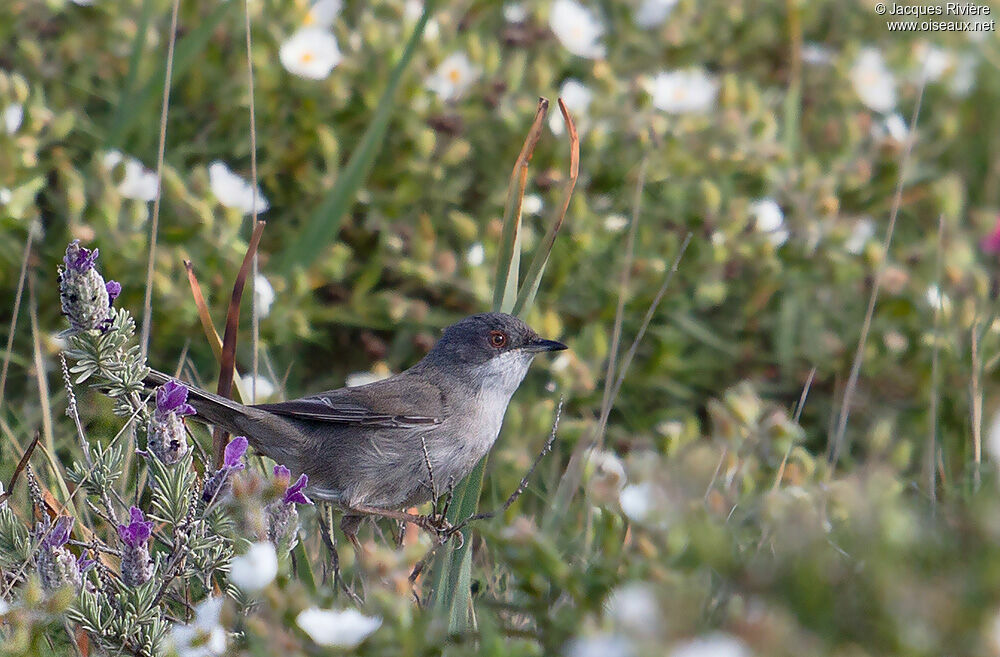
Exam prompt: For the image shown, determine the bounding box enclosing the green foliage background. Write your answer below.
[4,0,1000,655]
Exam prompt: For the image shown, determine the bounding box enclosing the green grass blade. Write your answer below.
[106,1,237,148]
[276,1,436,274]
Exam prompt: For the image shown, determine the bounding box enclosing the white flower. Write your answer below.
[522,194,544,215]
[881,113,909,142]
[208,161,269,215]
[404,1,440,40]
[253,273,275,318]
[346,370,391,387]
[0,188,11,205]
[70,0,95,5]
[466,242,485,266]
[634,0,677,28]
[605,582,660,636]
[229,542,278,593]
[648,69,718,114]
[168,597,227,657]
[845,217,875,255]
[426,52,480,101]
[850,47,896,113]
[550,78,593,135]
[549,0,606,59]
[949,54,977,97]
[296,607,382,648]
[504,2,529,23]
[915,42,952,82]
[926,284,951,313]
[241,374,276,401]
[670,633,749,657]
[749,199,788,246]
[103,151,159,201]
[604,214,628,232]
[279,28,342,80]
[303,0,342,28]
[3,104,22,134]
[585,450,626,505]
[801,42,833,65]
[619,481,665,524]
[564,634,631,657]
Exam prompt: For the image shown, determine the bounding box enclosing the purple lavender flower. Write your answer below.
[58,240,113,333]
[147,380,195,465]
[117,507,154,586]
[202,436,248,502]
[284,474,312,506]
[267,465,312,551]
[37,516,82,591]
[105,280,122,303]
[154,380,196,420]
[117,506,154,547]
[63,241,99,273]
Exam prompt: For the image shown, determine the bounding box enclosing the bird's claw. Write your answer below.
[418,513,461,546]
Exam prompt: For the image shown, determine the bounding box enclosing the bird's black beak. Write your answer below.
[523,337,568,353]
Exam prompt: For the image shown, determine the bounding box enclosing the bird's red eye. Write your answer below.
[488,331,508,348]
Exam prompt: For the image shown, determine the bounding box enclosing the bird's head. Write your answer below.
[423,312,567,394]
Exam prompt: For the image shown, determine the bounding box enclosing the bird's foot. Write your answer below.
[418,512,461,546]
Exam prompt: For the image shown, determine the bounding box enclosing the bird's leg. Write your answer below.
[345,504,454,544]
[317,504,362,605]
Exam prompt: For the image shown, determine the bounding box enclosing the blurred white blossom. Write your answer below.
[633,0,677,28]
[605,582,661,636]
[585,449,626,506]
[926,284,951,313]
[914,42,953,82]
[604,214,628,232]
[550,78,593,135]
[404,0,440,40]
[565,633,632,657]
[303,0,342,28]
[881,113,909,142]
[801,42,833,65]
[522,193,544,215]
[844,217,875,255]
[949,54,977,97]
[103,151,159,202]
[504,2,529,23]
[466,242,485,266]
[648,69,718,114]
[296,608,382,648]
[229,542,277,593]
[0,188,10,205]
[549,0,606,59]
[670,633,749,657]
[619,481,667,524]
[209,161,269,215]
[253,273,275,318]
[426,52,480,101]
[241,374,276,401]
[850,47,896,113]
[749,199,788,246]
[279,28,342,80]
[168,597,227,657]
[3,103,22,134]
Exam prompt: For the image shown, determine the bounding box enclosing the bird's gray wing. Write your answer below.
[252,375,447,428]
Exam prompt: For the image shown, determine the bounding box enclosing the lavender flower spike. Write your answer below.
[37,516,82,591]
[273,464,291,483]
[202,436,248,502]
[117,507,154,586]
[58,240,113,332]
[147,380,195,465]
[284,474,313,506]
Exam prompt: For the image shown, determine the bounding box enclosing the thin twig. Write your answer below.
[0,222,35,408]
[448,397,563,536]
[829,77,927,467]
[929,215,944,505]
[772,366,817,492]
[140,0,182,359]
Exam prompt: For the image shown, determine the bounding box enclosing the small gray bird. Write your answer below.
[146,312,565,539]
